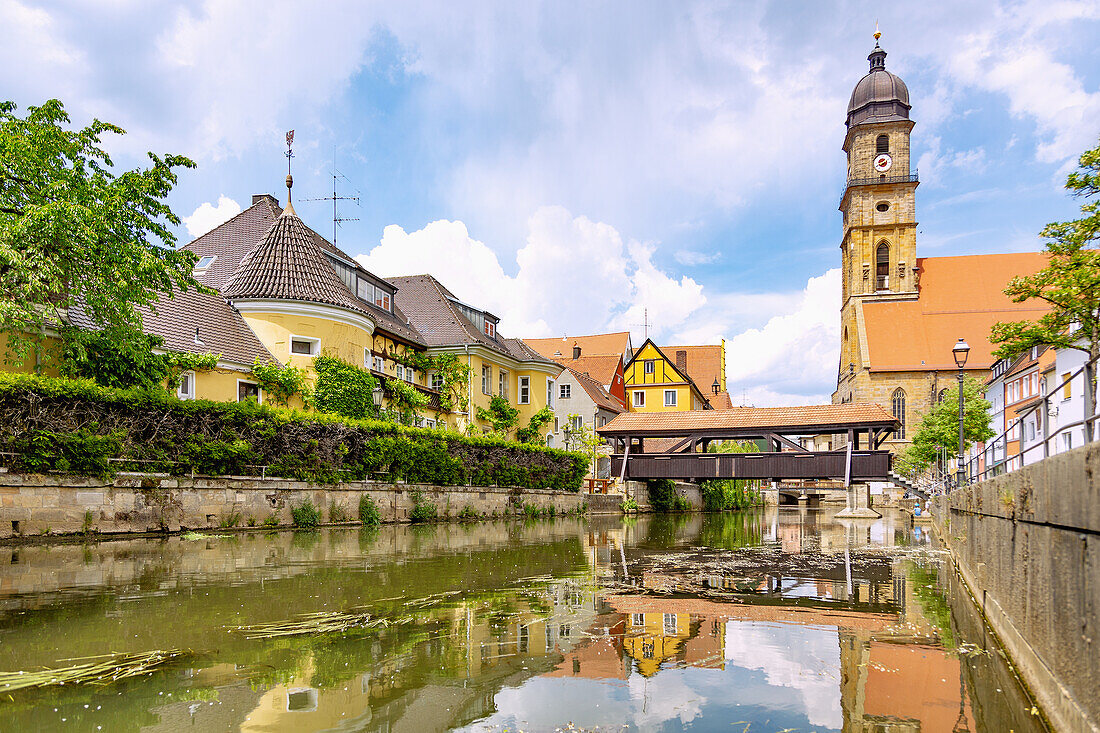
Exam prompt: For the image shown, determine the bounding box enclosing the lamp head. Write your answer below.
[372,384,385,408]
[952,338,970,369]
[712,377,721,395]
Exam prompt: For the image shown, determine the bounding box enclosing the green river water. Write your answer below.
[0,507,1047,732]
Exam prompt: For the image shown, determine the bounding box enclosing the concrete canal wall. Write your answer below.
[933,443,1100,733]
[0,472,585,539]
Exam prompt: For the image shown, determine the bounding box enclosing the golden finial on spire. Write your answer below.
[873,20,881,42]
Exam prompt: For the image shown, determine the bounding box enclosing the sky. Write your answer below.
[4,0,1099,405]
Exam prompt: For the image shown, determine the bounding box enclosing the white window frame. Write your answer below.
[430,372,445,390]
[237,379,262,404]
[289,334,320,357]
[177,370,196,400]
[482,365,492,395]
[518,376,530,404]
[194,255,217,270]
[633,390,645,408]
[546,434,554,448]
[484,321,496,338]
[373,355,385,372]
[644,360,655,374]
[560,383,571,399]
[499,369,509,399]
[363,348,371,369]
[571,415,583,431]
[547,378,555,408]
[395,364,405,380]
[664,389,677,407]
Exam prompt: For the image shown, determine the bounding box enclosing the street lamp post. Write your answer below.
[952,338,970,488]
[372,384,385,420]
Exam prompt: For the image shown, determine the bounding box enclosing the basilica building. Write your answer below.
[832,37,1047,450]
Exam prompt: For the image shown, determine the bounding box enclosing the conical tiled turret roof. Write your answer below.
[222,203,368,315]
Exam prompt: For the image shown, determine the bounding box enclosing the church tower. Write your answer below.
[836,35,918,401]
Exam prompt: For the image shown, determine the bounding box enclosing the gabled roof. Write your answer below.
[525,332,632,360]
[548,354,622,386]
[69,289,278,367]
[387,274,558,366]
[566,366,624,414]
[661,344,725,394]
[626,338,712,407]
[862,252,1048,373]
[222,203,369,315]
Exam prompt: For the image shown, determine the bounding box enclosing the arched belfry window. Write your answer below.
[891,388,906,439]
[876,242,890,290]
[876,134,889,154]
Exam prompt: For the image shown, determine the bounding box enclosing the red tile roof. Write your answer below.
[566,366,624,413]
[661,344,725,394]
[548,354,622,385]
[525,332,632,359]
[862,253,1048,372]
[598,402,897,436]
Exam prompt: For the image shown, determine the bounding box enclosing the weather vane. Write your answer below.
[285,130,295,202]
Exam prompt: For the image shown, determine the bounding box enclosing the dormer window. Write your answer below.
[484,321,495,338]
[374,291,391,311]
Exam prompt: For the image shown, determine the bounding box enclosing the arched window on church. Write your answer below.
[876,242,890,290]
[891,388,906,440]
[876,134,889,154]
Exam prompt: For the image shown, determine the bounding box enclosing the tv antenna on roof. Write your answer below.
[629,307,651,340]
[303,147,360,247]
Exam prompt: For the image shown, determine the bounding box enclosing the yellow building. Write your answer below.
[622,339,715,412]
[387,275,562,440]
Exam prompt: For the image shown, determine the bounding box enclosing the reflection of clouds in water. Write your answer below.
[627,672,704,731]
[723,620,843,729]
[459,674,706,733]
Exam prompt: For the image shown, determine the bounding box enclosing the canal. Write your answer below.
[0,508,1047,732]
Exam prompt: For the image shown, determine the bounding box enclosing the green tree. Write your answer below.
[0,99,200,364]
[516,406,554,444]
[991,139,1100,437]
[700,440,762,510]
[896,378,994,474]
[561,413,606,474]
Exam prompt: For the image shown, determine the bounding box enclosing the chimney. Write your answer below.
[675,350,688,374]
[572,342,581,360]
[252,193,279,207]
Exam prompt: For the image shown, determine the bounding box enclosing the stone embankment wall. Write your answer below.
[933,444,1100,733]
[0,473,584,539]
[585,481,703,514]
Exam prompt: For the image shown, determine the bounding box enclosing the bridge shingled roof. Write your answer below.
[597,402,897,437]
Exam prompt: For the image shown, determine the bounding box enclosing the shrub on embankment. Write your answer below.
[0,374,587,491]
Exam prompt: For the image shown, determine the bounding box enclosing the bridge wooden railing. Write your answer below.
[610,449,891,482]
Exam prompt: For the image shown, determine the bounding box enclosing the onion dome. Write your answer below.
[846,41,911,128]
[222,200,368,315]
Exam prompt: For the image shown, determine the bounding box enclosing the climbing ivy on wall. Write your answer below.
[250,359,313,407]
[314,355,378,421]
[60,327,217,391]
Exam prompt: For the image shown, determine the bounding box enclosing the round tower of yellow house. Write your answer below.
[836,36,918,407]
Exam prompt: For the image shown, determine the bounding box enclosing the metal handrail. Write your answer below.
[958,354,1097,486]
[841,171,919,199]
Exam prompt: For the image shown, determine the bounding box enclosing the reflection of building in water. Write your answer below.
[621,611,693,677]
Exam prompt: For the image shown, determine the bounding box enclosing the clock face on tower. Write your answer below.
[873,153,893,173]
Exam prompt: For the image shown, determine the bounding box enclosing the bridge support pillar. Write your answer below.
[835,482,880,519]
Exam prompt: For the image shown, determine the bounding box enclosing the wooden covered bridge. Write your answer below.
[597,403,899,483]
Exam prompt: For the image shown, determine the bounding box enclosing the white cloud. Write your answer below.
[723,268,840,406]
[674,249,721,266]
[182,195,241,237]
[358,206,706,340]
[0,0,84,101]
